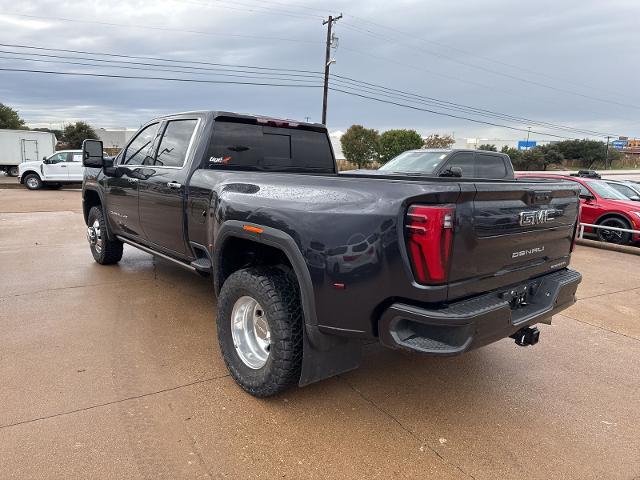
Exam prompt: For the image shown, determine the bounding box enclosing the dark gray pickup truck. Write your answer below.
[81,111,582,397]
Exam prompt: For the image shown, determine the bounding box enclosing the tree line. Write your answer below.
[340,123,622,170]
[0,101,98,149]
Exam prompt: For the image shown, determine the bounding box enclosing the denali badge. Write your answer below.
[519,209,554,226]
[512,246,545,258]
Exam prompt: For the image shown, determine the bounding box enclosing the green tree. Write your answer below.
[62,121,98,149]
[0,103,27,129]
[500,145,526,170]
[423,134,455,148]
[478,144,497,152]
[537,144,564,170]
[340,124,380,168]
[378,129,423,163]
[554,139,619,168]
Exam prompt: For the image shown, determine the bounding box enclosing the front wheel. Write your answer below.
[597,217,631,245]
[87,206,123,264]
[217,267,303,397]
[24,173,43,190]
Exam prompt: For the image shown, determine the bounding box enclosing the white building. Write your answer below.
[95,128,137,150]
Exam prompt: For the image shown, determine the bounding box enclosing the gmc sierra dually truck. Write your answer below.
[81,111,582,397]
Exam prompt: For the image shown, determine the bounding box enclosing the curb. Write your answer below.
[576,238,640,256]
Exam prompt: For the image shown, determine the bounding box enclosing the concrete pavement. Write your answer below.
[0,188,638,479]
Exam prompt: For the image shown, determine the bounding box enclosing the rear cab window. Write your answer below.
[206,119,335,173]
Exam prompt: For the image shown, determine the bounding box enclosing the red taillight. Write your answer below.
[405,205,455,284]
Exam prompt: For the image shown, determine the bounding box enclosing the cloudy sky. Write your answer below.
[0,0,638,142]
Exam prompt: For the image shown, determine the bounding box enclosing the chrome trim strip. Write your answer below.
[116,235,196,272]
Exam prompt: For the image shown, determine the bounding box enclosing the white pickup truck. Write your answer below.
[18,150,87,190]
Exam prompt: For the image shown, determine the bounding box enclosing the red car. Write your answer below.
[518,174,640,245]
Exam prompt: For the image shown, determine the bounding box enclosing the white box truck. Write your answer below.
[0,129,57,176]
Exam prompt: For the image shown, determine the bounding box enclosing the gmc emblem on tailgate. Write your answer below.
[519,210,554,227]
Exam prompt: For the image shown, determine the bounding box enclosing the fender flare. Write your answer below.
[83,187,116,241]
[214,220,362,386]
[20,170,41,184]
[594,212,633,228]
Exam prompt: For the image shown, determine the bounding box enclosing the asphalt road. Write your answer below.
[0,188,638,480]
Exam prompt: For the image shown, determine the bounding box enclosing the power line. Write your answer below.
[340,13,634,103]
[0,49,322,80]
[0,66,575,139]
[328,87,574,140]
[338,20,640,112]
[0,67,324,88]
[0,43,322,74]
[0,44,624,138]
[0,54,323,84]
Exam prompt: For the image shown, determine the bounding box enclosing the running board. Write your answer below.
[116,235,196,272]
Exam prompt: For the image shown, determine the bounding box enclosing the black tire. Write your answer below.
[8,166,19,177]
[24,173,43,190]
[217,267,303,397]
[597,217,631,245]
[87,206,123,265]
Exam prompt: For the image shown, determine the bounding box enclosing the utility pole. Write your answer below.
[604,136,611,170]
[321,13,342,125]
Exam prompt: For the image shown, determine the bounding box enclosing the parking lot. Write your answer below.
[1,187,639,480]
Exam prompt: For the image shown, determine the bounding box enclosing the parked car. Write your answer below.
[374,148,515,179]
[518,174,640,245]
[0,128,57,177]
[603,179,640,202]
[80,111,582,397]
[18,150,107,190]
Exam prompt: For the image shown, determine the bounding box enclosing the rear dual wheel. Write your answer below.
[217,267,303,397]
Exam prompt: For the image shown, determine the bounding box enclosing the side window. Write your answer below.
[154,120,198,168]
[476,154,507,179]
[208,122,263,168]
[445,152,474,177]
[122,123,159,166]
[578,184,591,196]
[609,183,635,198]
[48,152,68,164]
[70,153,83,162]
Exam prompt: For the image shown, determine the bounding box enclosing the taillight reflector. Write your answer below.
[405,204,455,284]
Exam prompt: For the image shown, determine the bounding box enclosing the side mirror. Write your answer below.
[579,194,595,202]
[440,166,463,178]
[82,139,105,168]
[42,156,47,161]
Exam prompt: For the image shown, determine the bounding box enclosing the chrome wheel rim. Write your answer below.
[231,296,270,369]
[26,177,39,189]
[86,219,103,254]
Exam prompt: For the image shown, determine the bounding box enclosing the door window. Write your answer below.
[122,123,159,166]
[445,152,474,176]
[154,120,198,168]
[48,152,68,164]
[475,154,507,178]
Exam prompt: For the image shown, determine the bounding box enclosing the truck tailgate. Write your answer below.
[447,181,579,300]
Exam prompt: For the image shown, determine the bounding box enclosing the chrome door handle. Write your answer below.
[167,181,182,189]
[60,164,67,167]
[128,178,139,183]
